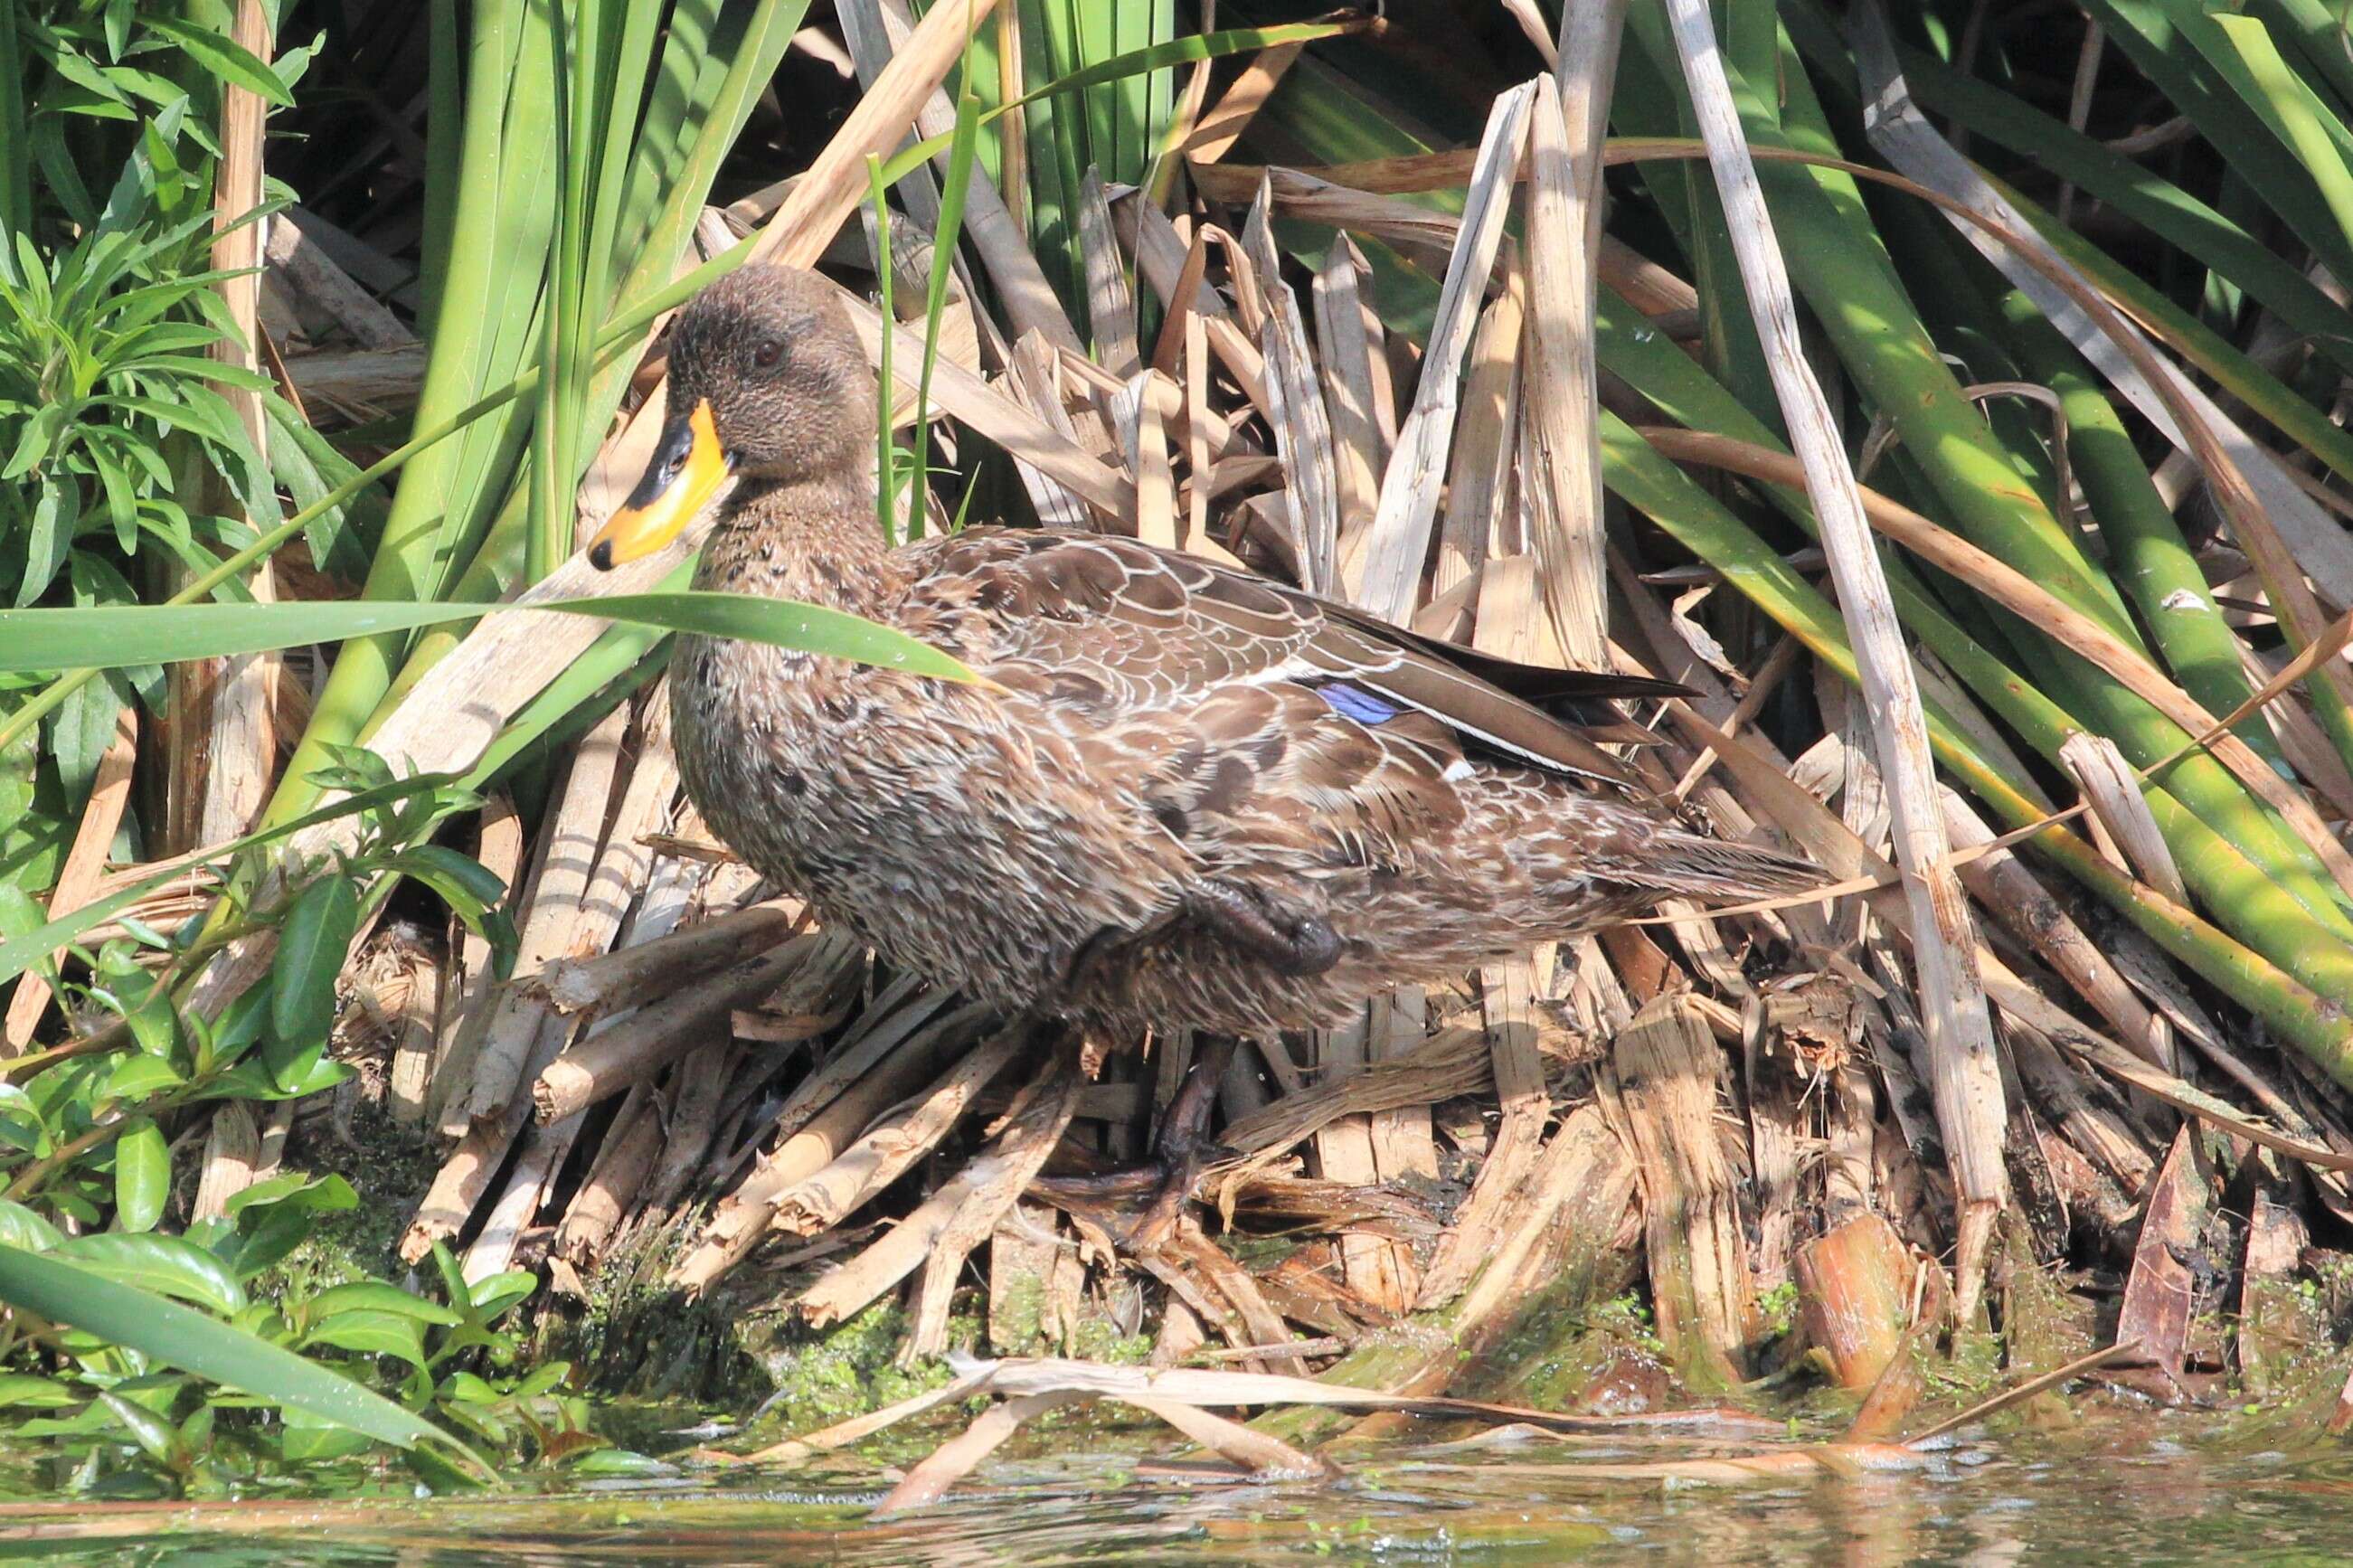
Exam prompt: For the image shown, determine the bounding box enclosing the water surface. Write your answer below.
[1,1407,2347,1563]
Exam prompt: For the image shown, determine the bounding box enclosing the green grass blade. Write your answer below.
[0,593,978,683]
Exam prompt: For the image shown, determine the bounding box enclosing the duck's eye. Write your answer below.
[751,338,787,372]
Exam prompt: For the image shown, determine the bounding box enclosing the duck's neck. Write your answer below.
[693,472,896,615]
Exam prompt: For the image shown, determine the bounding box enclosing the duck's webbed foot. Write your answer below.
[1032,1033,1241,1252]
[1184,880,1342,977]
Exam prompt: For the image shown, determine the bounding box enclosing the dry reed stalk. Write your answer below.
[5,705,135,1048]
[1240,184,1338,595]
[770,1025,1029,1237]
[382,943,442,1126]
[1310,236,1384,567]
[1450,1101,1638,1337]
[1000,330,1100,523]
[1152,1222,1294,1358]
[1122,1395,1331,1478]
[1183,41,1305,163]
[671,999,991,1290]
[462,704,632,1122]
[400,1116,506,1264]
[430,798,524,1134]
[531,935,829,1125]
[1602,993,1758,1392]
[642,1040,738,1210]
[262,217,414,350]
[177,0,280,855]
[906,1053,1083,1357]
[1214,1025,1488,1168]
[1416,956,1549,1309]
[189,1101,260,1223]
[553,1086,661,1264]
[1663,0,2007,1318]
[799,1062,1078,1331]
[1743,1026,1808,1292]
[1127,204,1270,406]
[843,287,1129,517]
[2060,733,2189,905]
[840,0,1082,355]
[1356,90,1535,619]
[1937,787,2166,1065]
[1793,1214,1921,1390]
[1365,987,1438,1182]
[1197,168,1468,260]
[281,343,427,415]
[1305,1010,1408,1316]
[533,898,802,1016]
[1433,274,1524,600]
[871,1390,1081,1516]
[1076,171,1140,377]
[2114,1126,2205,1382]
[1518,70,1611,666]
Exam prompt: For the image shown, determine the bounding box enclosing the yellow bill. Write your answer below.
[587,398,730,570]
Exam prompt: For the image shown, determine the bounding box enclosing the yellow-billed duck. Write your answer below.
[589,266,1818,1225]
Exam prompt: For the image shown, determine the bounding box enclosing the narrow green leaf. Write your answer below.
[140,16,294,106]
[0,591,979,683]
[0,1244,479,1464]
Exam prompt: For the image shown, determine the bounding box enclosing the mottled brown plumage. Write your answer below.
[604,266,1820,1045]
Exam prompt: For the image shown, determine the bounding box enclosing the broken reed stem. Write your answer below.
[463,706,632,1123]
[1661,0,2007,1320]
[770,1024,1030,1237]
[1937,787,2167,1067]
[532,897,804,1015]
[671,999,995,1291]
[906,1044,1086,1358]
[1519,65,1614,666]
[5,707,135,1049]
[650,1039,745,1212]
[1356,82,1534,623]
[1604,994,1758,1392]
[532,934,827,1125]
[2061,732,2189,905]
[800,1060,1081,1330]
[554,1084,662,1263]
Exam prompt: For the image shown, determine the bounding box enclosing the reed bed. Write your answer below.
[14,0,2353,1503]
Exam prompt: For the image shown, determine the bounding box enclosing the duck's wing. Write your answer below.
[900,528,1677,791]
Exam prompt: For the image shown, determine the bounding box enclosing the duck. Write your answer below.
[588,264,1819,1235]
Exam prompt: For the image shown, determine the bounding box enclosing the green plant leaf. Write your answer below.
[0,1374,78,1410]
[104,1054,184,1102]
[301,1307,428,1367]
[0,591,979,683]
[111,1117,166,1233]
[138,17,294,107]
[270,873,357,1048]
[0,1243,481,1465]
[309,1281,463,1328]
[51,1233,246,1316]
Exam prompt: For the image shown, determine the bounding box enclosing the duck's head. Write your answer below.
[588,265,875,570]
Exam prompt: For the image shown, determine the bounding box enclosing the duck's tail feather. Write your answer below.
[1632,832,1828,902]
